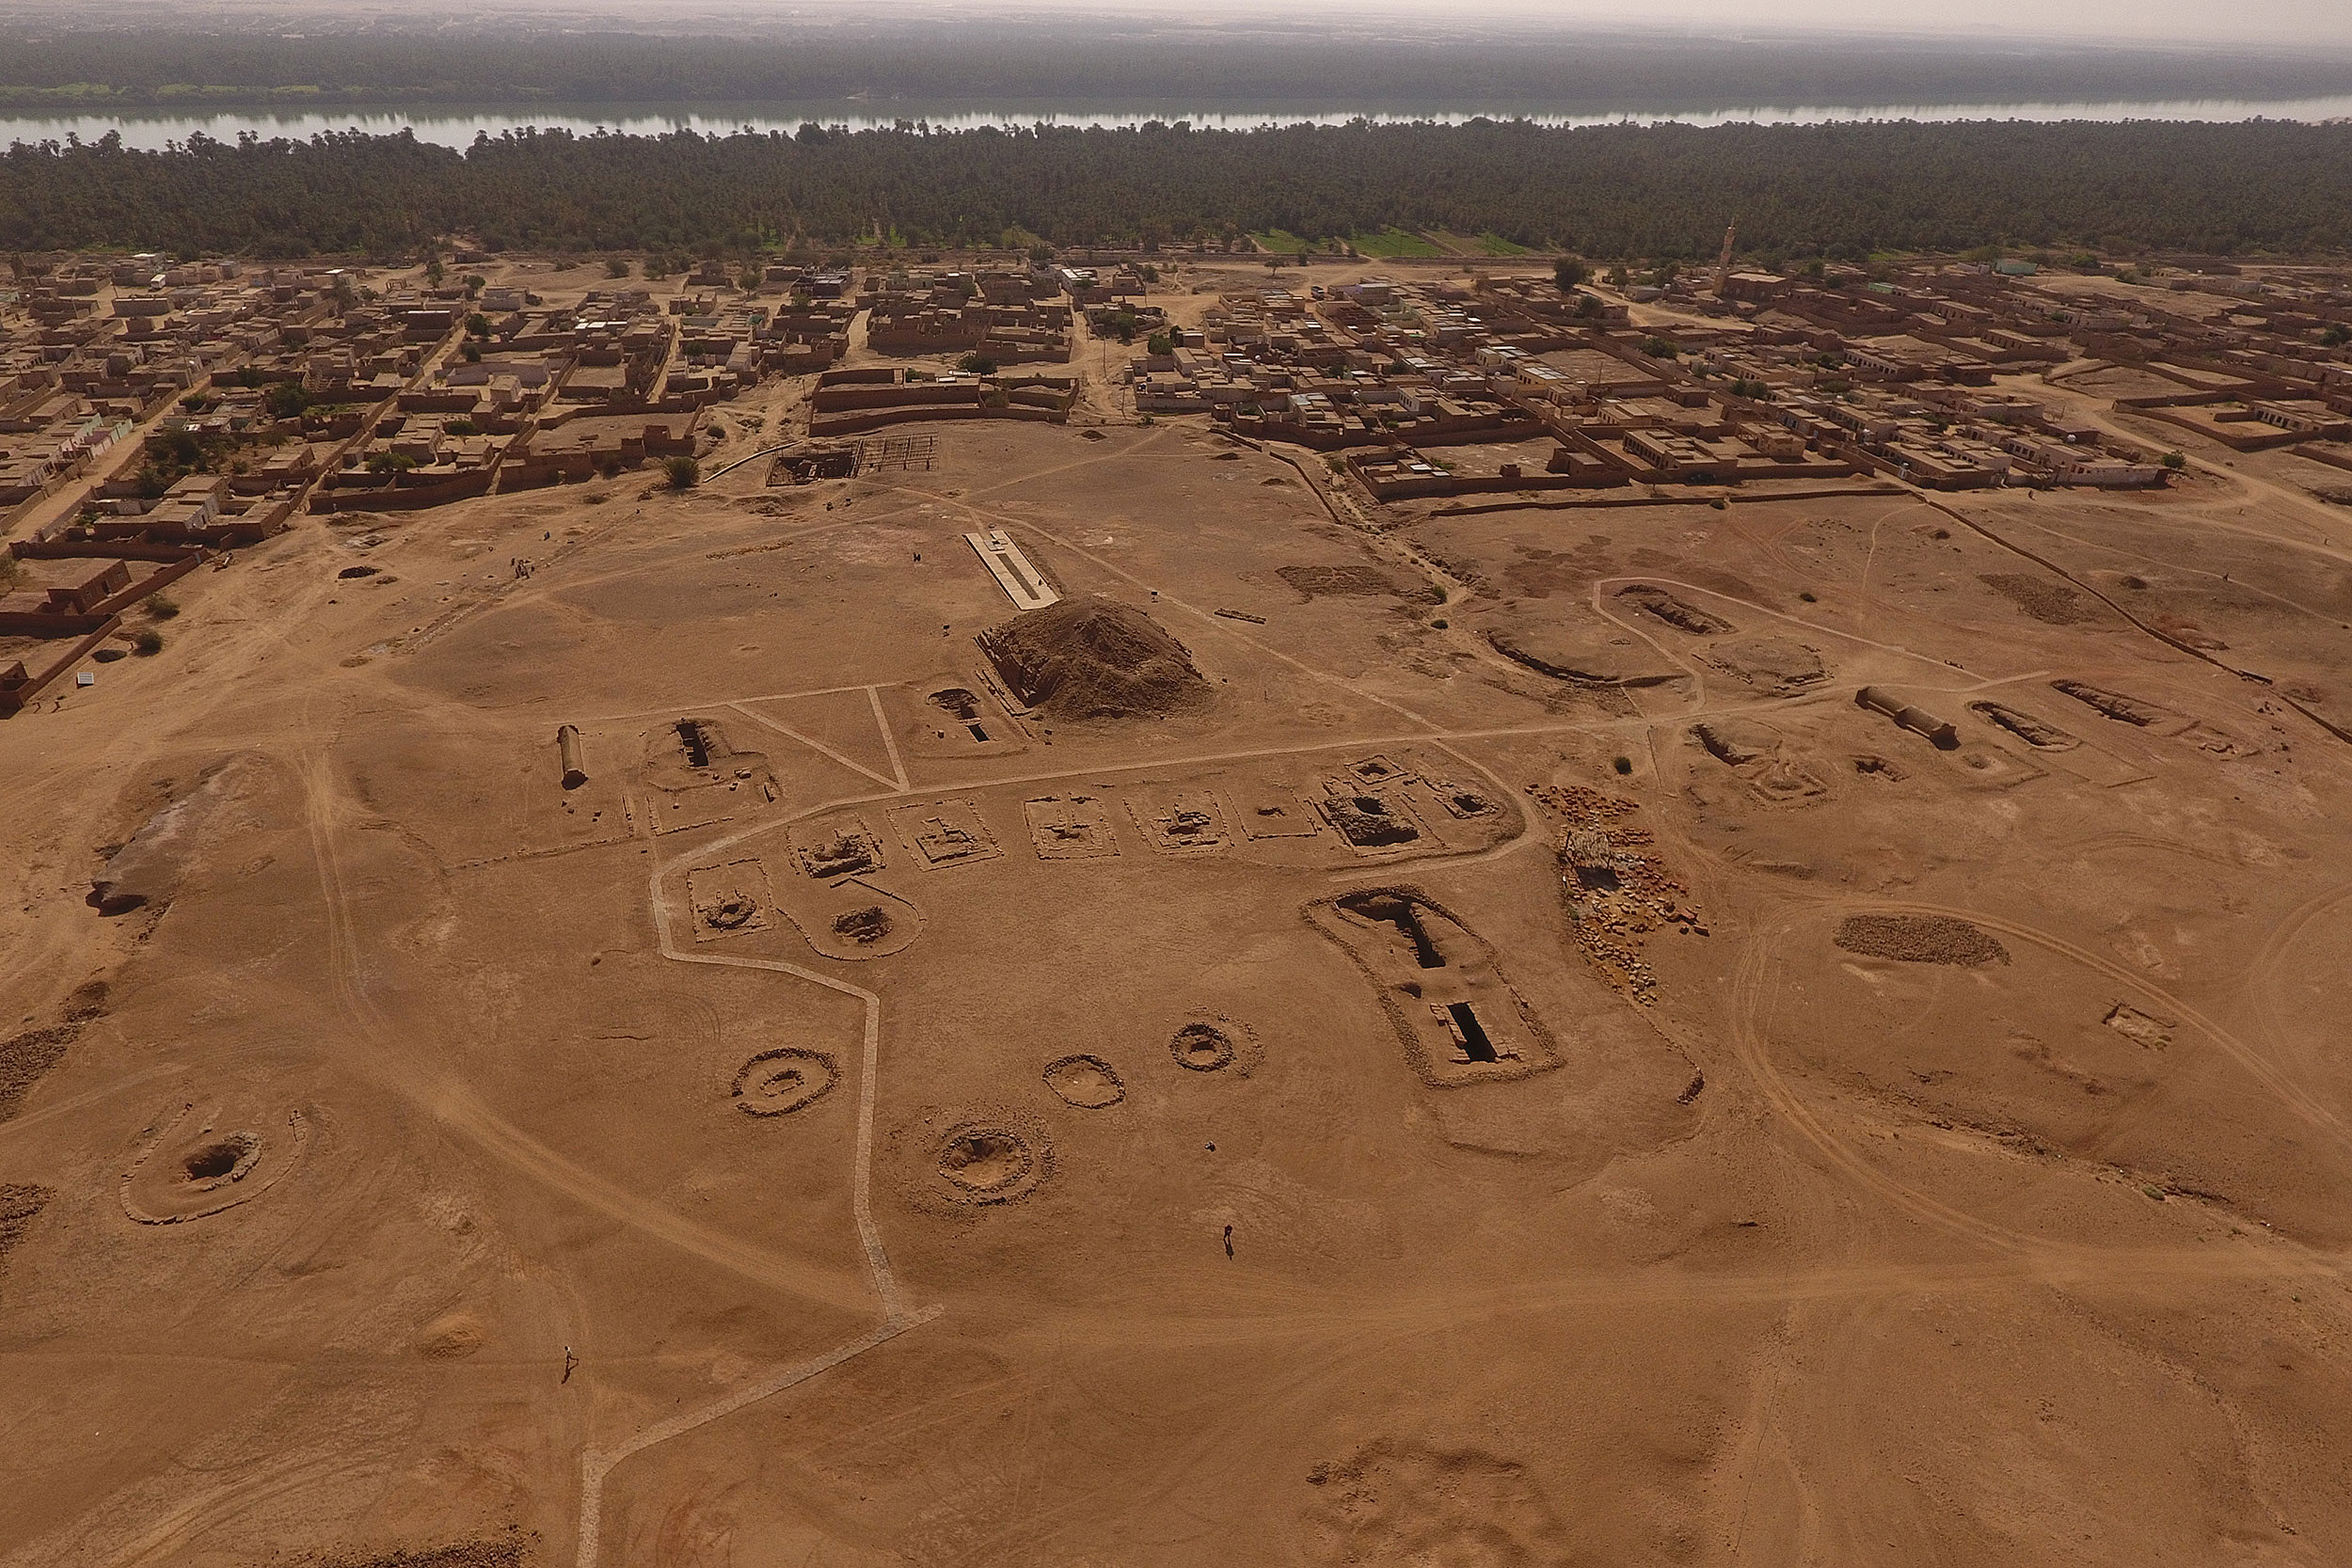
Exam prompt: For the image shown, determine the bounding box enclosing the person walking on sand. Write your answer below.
[1223,1224,1234,1259]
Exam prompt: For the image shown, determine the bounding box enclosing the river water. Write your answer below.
[7,94,2352,150]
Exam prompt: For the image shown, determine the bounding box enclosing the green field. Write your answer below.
[1249,229,1316,255]
[1350,227,1446,259]
[1430,230,1534,256]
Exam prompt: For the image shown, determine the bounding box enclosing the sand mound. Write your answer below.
[414,1311,487,1360]
[1307,1439,1573,1568]
[0,1025,74,1123]
[1982,573,2102,626]
[1708,636,1825,693]
[0,1183,52,1277]
[1692,719,1779,768]
[978,595,1210,721]
[308,1538,531,1568]
[1835,914,2009,966]
[1278,563,1438,602]
[1486,624,1677,687]
[88,755,256,916]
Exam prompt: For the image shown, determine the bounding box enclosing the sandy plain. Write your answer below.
[7,263,2352,1568]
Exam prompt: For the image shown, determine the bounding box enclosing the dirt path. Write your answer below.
[570,828,946,1568]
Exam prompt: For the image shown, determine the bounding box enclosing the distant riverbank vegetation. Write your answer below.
[4,119,2350,260]
[4,28,2351,113]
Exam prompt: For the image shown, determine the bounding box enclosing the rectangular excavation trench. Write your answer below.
[1446,1002,1499,1063]
[1341,891,1446,969]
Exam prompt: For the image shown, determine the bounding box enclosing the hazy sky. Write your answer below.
[1512,0,2352,45]
[23,0,2352,50]
[981,0,2352,48]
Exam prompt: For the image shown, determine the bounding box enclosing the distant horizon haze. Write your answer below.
[9,0,2352,50]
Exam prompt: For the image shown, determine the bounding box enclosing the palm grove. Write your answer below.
[6,119,2351,261]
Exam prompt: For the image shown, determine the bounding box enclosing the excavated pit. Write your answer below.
[1042,1054,1125,1109]
[930,688,981,721]
[1708,636,1826,694]
[2106,1004,2176,1048]
[833,907,892,944]
[182,1135,255,1184]
[1445,1003,1499,1064]
[1619,584,1732,635]
[704,895,759,930]
[801,832,880,879]
[1322,792,1420,848]
[732,1048,840,1117]
[936,1127,1041,1199]
[120,1101,309,1226]
[1970,701,2080,751]
[2052,680,2168,727]
[1169,1022,1238,1071]
[1338,891,1446,969]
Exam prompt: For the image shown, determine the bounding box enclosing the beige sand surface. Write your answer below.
[5,398,2352,1567]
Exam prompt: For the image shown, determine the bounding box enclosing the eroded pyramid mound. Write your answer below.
[978,595,1210,721]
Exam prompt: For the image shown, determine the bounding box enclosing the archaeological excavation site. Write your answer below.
[8,241,2352,1568]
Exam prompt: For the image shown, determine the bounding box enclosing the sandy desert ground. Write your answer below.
[8,311,2352,1567]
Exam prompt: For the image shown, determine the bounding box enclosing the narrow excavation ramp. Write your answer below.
[964,530,1060,610]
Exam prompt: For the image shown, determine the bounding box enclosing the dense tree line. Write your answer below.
[3,28,2348,113]
[4,119,2350,260]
